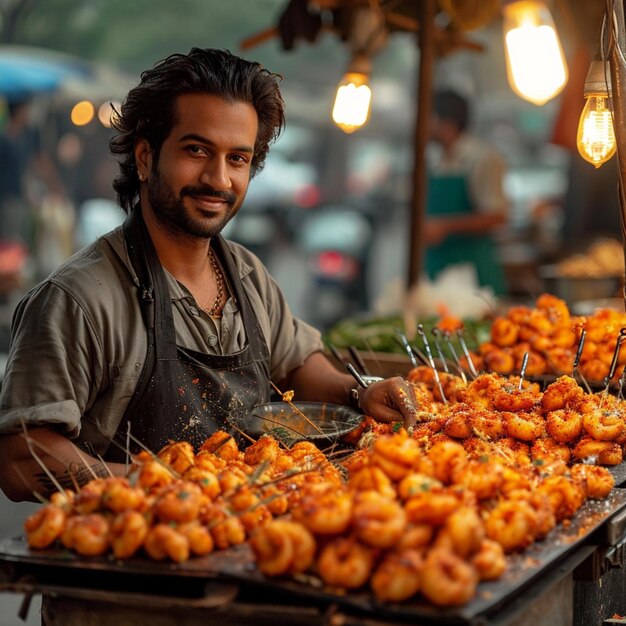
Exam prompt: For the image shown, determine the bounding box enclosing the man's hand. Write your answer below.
[423,217,449,246]
[358,376,420,428]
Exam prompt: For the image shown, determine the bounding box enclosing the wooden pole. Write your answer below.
[407,0,437,288]
[608,0,626,309]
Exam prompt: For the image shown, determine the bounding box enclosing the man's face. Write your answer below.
[138,93,258,239]
[429,113,444,144]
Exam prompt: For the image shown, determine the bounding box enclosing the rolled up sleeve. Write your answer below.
[0,282,103,437]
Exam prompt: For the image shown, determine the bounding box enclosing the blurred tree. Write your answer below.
[0,0,338,77]
[0,0,414,94]
[0,0,39,42]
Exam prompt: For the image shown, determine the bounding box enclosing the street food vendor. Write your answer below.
[0,48,419,502]
[424,89,508,295]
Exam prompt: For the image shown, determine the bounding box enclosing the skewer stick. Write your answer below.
[269,381,331,441]
[346,363,368,389]
[19,420,66,497]
[96,453,115,478]
[249,413,309,443]
[348,345,371,376]
[126,432,180,478]
[71,446,99,481]
[431,327,450,373]
[518,353,529,390]
[125,422,131,476]
[80,413,142,469]
[572,328,587,371]
[326,341,348,368]
[456,328,478,379]
[602,328,626,393]
[320,438,339,463]
[228,422,258,446]
[17,431,92,491]
[209,432,237,454]
[249,464,319,490]
[247,459,271,487]
[570,327,593,393]
[417,324,447,404]
[13,464,48,505]
[396,329,419,368]
[222,460,324,507]
[619,364,626,400]
[442,332,468,383]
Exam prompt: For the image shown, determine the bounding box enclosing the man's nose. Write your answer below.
[200,158,231,190]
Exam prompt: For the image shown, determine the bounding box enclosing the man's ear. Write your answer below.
[134,138,152,179]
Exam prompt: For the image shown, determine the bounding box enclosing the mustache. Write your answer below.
[182,185,237,206]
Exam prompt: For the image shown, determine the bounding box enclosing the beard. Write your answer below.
[146,164,239,239]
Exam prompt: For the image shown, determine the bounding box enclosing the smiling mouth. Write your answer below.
[191,195,231,212]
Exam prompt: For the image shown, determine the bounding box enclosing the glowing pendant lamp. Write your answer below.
[503,0,569,106]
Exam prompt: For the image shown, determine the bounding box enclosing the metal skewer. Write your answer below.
[346,363,368,389]
[395,329,430,368]
[416,324,447,404]
[456,328,478,378]
[326,341,348,368]
[431,327,450,373]
[603,327,626,393]
[441,332,468,383]
[348,345,371,376]
[618,363,626,400]
[571,327,593,395]
[396,329,419,368]
[518,352,529,389]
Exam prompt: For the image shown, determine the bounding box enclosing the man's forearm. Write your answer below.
[0,427,126,503]
[280,351,354,406]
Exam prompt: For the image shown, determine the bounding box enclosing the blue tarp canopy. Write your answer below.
[0,47,93,102]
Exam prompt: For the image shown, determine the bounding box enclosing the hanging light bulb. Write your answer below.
[577,60,616,168]
[502,0,568,106]
[332,53,372,134]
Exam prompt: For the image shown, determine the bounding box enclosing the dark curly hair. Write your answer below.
[109,48,285,212]
[433,89,469,132]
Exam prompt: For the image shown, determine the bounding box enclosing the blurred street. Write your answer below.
[0,2,615,623]
[0,493,40,626]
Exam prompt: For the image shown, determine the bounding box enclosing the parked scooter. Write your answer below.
[296,204,374,331]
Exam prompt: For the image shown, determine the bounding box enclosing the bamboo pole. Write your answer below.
[407,0,437,288]
[608,0,626,310]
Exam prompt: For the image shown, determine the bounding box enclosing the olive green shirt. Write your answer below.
[0,225,323,452]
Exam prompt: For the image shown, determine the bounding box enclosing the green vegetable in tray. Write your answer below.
[324,314,491,356]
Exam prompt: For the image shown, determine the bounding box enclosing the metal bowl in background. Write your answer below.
[538,265,622,308]
[230,401,362,446]
[571,298,625,316]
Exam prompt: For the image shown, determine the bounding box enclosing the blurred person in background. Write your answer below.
[424,89,509,295]
[0,97,66,247]
[0,97,70,293]
[0,47,420,507]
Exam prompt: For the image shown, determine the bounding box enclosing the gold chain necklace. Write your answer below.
[206,248,225,317]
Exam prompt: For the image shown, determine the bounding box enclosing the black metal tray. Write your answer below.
[1,489,626,625]
[609,462,626,487]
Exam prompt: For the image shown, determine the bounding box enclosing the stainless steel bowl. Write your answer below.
[231,401,362,446]
[539,265,622,307]
[571,298,625,315]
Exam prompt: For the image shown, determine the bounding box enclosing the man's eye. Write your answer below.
[231,154,249,164]
[187,145,206,155]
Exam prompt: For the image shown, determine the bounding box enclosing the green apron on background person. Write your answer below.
[425,173,506,295]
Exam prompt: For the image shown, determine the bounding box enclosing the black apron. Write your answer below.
[107,207,270,460]
[425,173,506,296]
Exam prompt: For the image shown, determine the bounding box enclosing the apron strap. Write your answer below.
[123,207,177,360]
[211,234,269,359]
